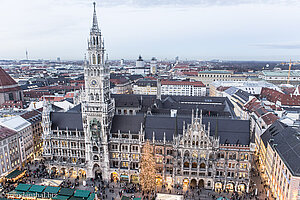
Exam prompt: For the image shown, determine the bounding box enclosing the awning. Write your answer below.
[74,189,90,198]
[43,186,60,194]
[69,197,86,200]
[5,169,26,180]
[87,193,95,200]
[59,188,75,196]
[53,195,70,200]
[121,196,130,200]
[15,183,32,192]
[28,185,46,193]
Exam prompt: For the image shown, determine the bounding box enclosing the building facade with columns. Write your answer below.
[42,3,254,192]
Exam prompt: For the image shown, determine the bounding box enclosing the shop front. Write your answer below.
[120,173,129,182]
[225,182,234,192]
[111,172,119,182]
[237,183,246,192]
[130,174,139,184]
[214,182,222,192]
[183,178,189,187]
[156,176,163,185]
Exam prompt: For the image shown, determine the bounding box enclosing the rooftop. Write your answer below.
[198,70,232,74]
[212,80,278,88]
[262,70,300,77]
[0,67,18,87]
[0,115,31,132]
[261,121,300,176]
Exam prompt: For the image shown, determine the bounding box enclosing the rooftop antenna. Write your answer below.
[26,49,28,60]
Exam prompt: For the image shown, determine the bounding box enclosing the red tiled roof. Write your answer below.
[261,113,279,125]
[0,101,25,109]
[24,91,51,98]
[0,67,17,87]
[217,86,231,92]
[174,65,189,69]
[182,71,198,76]
[281,94,300,106]
[144,76,157,80]
[35,85,81,91]
[161,80,205,87]
[110,78,129,85]
[261,87,300,106]
[0,125,17,141]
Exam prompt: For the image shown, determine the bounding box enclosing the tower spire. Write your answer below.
[92,2,99,31]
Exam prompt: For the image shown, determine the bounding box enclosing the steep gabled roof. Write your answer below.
[0,67,17,87]
[261,121,300,176]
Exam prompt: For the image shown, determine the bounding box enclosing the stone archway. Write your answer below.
[61,168,66,176]
[50,167,57,175]
[111,172,119,182]
[78,169,86,178]
[69,168,75,178]
[190,179,197,188]
[93,164,102,180]
[238,183,246,192]
[198,179,204,188]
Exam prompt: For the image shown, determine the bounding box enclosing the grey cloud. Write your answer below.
[56,0,300,7]
[95,0,300,7]
[254,43,300,49]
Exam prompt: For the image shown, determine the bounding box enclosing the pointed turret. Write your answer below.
[91,2,99,32]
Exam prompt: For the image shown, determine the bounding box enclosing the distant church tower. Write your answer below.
[82,2,115,180]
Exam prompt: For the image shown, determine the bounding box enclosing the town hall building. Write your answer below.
[42,3,255,193]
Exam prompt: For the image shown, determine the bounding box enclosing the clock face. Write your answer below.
[90,79,98,86]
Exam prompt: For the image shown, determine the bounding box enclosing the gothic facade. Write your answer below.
[42,3,254,193]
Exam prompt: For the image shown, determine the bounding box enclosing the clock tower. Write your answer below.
[82,2,115,180]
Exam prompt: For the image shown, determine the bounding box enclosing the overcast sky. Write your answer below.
[0,0,300,61]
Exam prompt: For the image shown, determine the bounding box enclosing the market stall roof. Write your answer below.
[7,190,24,195]
[74,190,90,198]
[87,193,95,200]
[59,188,76,196]
[43,186,60,194]
[15,183,31,192]
[53,195,70,200]
[5,169,25,179]
[29,185,46,193]
[69,196,87,200]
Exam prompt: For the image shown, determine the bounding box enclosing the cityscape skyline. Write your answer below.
[0,0,300,61]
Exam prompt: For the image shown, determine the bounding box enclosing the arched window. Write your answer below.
[200,163,206,169]
[97,54,101,64]
[95,93,99,101]
[90,93,94,101]
[184,162,189,168]
[192,162,197,168]
[93,155,99,161]
[93,37,96,45]
[96,37,99,45]
[92,54,96,64]
[207,181,211,187]
[93,146,98,152]
[184,150,190,158]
